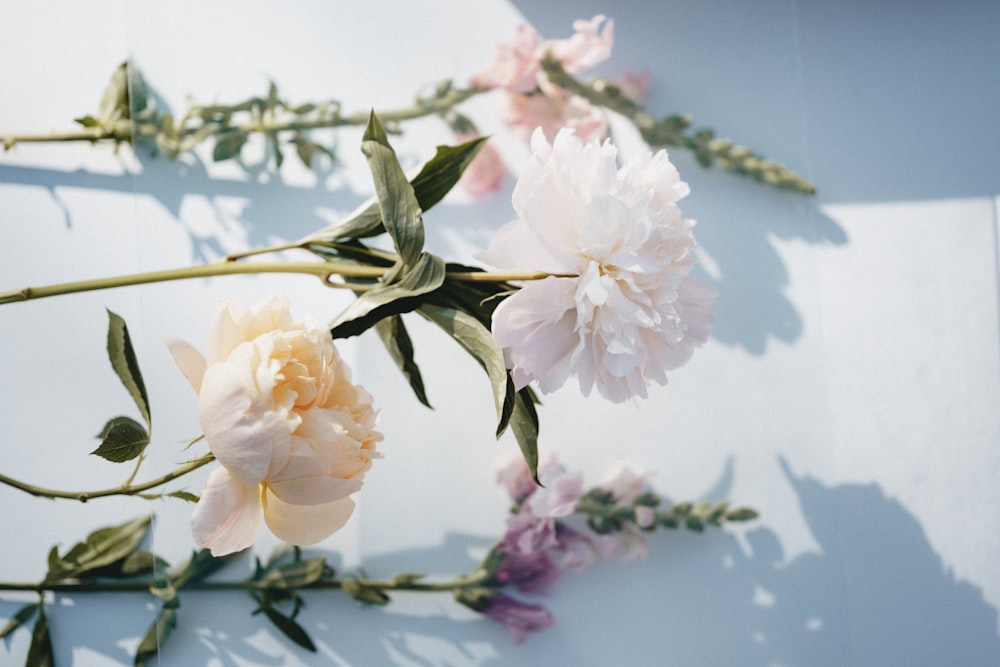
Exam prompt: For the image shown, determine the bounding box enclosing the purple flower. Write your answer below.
[482,594,555,643]
[494,550,561,595]
[550,523,615,573]
[499,513,558,556]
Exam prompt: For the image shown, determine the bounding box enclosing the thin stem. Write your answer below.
[0,567,490,595]
[0,260,572,306]
[0,454,214,502]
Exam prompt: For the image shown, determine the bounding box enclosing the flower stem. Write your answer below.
[0,260,570,306]
[0,567,490,596]
[0,454,214,502]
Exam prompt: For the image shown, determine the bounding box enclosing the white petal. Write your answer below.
[262,490,355,546]
[198,363,290,487]
[267,476,362,505]
[190,467,261,557]
[164,336,207,392]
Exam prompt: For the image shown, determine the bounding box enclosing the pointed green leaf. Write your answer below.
[374,315,431,407]
[408,137,487,210]
[106,309,150,428]
[134,601,178,667]
[212,129,248,162]
[293,136,333,168]
[74,115,102,128]
[0,603,39,640]
[510,388,540,483]
[99,62,130,123]
[361,112,424,267]
[91,416,149,463]
[260,605,316,652]
[304,136,488,244]
[330,252,445,339]
[46,515,151,582]
[167,490,200,504]
[418,303,514,437]
[25,606,54,667]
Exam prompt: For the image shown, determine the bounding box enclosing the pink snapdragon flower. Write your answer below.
[480,128,716,403]
[481,594,555,644]
[471,16,614,141]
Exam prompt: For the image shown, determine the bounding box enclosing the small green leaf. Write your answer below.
[269,134,284,168]
[91,416,149,463]
[167,490,200,504]
[510,388,540,483]
[74,115,102,128]
[98,62,130,123]
[725,507,759,522]
[418,304,514,438]
[374,315,431,408]
[361,111,424,267]
[260,605,316,652]
[293,136,333,168]
[25,606,54,667]
[46,515,151,582]
[0,603,39,640]
[120,550,167,577]
[212,129,248,162]
[106,309,151,428]
[330,252,446,339]
[134,601,178,667]
[255,557,327,590]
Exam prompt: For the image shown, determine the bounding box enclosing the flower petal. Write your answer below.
[198,363,290,487]
[164,335,207,392]
[262,489,355,546]
[191,466,261,557]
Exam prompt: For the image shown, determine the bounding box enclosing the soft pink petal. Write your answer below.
[164,335,207,392]
[191,467,261,557]
[267,475,362,505]
[198,363,290,487]
[262,490,355,546]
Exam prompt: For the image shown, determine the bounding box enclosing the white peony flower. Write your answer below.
[479,128,715,402]
[166,296,382,556]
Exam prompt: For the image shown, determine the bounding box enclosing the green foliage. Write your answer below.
[45,515,151,583]
[134,599,177,667]
[105,309,151,429]
[0,603,39,640]
[91,416,150,463]
[374,315,431,407]
[26,606,54,667]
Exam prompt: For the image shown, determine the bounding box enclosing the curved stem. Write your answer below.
[0,454,214,502]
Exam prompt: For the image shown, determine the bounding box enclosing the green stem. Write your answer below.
[0,567,490,595]
[0,454,214,502]
[0,259,569,306]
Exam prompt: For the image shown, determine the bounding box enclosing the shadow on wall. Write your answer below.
[6,460,996,666]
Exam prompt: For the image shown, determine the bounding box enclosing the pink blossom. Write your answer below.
[504,88,607,142]
[494,550,561,594]
[471,15,614,94]
[456,132,506,196]
[549,523,615,573]
[479,128,715,402]
[616,68,652,104]
[482,594,555,643]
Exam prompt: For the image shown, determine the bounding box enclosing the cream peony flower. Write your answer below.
[166,296,382,556]
[479,128,715,403]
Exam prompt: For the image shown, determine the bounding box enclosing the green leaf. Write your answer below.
[212,129,248,162]
[134,600,178,667]
[269,134,284,168]
[74,115,102,128]
[98,62,130,123]
[330,252,445,339]
[725,507,759,522]
[46,515,151,582]
[303,136,488,245]
[25,606,54,667]
[293,136,333,168]
[510,388,540,483]
[120,550,168,577]
[408,137,487,210]
[255,557,327,590]
[91,416,150,463]
[418,303,514,437]
[0,603,39,640]
[361,111,425,267]
[374,315,431,408]
[166,490,200,504]
[106,309,151,428]
[260,605,316,652]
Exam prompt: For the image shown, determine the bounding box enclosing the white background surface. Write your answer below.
[2,1,999,665]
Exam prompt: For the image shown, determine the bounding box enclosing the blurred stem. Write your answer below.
[0,454,214,502]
